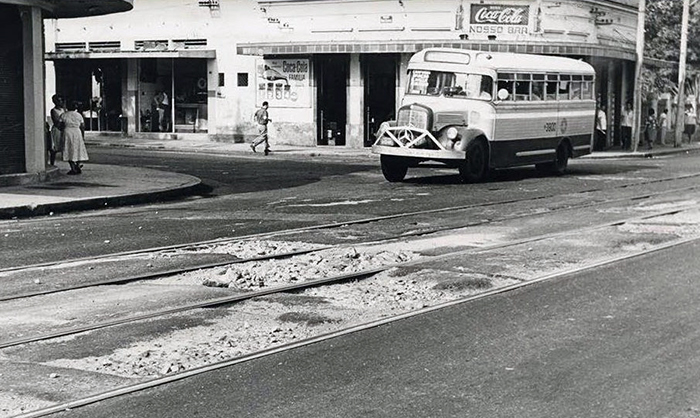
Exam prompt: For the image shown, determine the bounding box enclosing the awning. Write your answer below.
[36,0,134,18]
[237,40,635,61]
[46,49,217,60]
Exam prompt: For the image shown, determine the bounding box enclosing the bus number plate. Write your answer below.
[544,122,557,132]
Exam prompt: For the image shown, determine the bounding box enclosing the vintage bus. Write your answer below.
[372,48,596,182]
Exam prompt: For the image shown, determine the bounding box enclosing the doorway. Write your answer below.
[55,59,123,132]
[363,54,397,147]
[316,55,348,146]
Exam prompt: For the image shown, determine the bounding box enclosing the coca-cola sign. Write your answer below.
[470,4,529,26]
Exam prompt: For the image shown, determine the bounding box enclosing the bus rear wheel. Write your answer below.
[536,142,570,175]
[380,155,408,182]
[459,139,488,183]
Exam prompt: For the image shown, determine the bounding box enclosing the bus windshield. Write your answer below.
[407,70,493,101]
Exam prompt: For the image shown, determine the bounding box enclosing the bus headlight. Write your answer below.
[446,127,460,141]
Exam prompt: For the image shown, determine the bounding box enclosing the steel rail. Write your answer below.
[1,205,693,351]
[3,179,700,304]
[3,171,700,275]
[14,229,700,418]
[3,180,700,303]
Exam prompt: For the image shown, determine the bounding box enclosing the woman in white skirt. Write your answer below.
[59,100,89,175]
[48,94,66,166]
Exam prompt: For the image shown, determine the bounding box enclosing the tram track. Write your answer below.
[3,176,700,303]
[3,201,699,351]
[4,171,700,275]
[9,206,700,418]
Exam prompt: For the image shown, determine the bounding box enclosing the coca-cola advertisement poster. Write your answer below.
[469,4,530,37]
[256,58,311,108]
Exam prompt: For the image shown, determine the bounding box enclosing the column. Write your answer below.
[124,59,138,136]
[21,6,45,174]
[346,53,363,148]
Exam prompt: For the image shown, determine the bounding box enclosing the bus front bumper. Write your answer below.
[372,145,466,160]
[371,126,466,160]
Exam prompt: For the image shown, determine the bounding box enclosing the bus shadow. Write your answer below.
[402,163,659,185]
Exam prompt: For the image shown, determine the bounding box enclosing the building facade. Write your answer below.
[0,0,132,179]
[45,0,639,149]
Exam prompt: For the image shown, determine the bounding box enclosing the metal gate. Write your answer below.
[0,5,25,175]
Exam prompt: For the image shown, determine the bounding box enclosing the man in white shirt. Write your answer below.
[621,101,634,150]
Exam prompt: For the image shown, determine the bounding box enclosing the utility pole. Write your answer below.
[632,0,646,153]
[674,0,691,147]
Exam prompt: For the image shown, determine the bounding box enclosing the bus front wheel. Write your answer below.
[459,139,488,183]
[380,155,408,182]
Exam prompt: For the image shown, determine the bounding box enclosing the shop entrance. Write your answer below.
[363,54,397,147]
[55,59,123,132]
[316,55,348,146]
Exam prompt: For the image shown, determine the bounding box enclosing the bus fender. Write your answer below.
[447,127,488,152]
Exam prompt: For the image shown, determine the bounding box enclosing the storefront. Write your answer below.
[46,0,638,149]
[237,0,638,149]
[48,49,215,137]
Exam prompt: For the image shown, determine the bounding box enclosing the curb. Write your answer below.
[0,178,203,220]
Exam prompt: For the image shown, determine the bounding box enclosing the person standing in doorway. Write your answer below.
[658,108,669,145]
[643,108,657,150]
[48,94,66,166]
[621,101,633,150]
[595,103,607,151]
[684,103,697,144]
[59,100,89,175]
[251,101,272,155]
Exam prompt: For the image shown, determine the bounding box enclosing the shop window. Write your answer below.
[237,72,249,87]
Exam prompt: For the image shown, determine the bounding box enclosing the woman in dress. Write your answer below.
[59,100,89,174]
[48,94,66,166]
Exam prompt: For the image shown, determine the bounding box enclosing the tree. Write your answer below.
[643,0,700,98]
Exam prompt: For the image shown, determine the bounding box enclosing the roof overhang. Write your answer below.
[46,49,217,60]
[237,40,636,62]
[7,0,134,18]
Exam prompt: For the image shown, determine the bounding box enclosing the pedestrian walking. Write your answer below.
[621,101,633,150]
[251,101,272,155]
[48,94,66,166]
[59,100,89,175]
[683,103,697,144]
[658,108,669,145]
[643,108,657,150]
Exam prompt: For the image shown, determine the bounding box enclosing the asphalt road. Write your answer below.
[51,238,700,417]
[1,146,690,268]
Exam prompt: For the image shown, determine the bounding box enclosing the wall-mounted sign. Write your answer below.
[256,58,310,108]
[469,4,530,37]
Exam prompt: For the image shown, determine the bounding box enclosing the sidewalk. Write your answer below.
[0,162,201,219]
[1,135,699,219]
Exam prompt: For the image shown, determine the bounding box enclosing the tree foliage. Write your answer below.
[643,0,700,97]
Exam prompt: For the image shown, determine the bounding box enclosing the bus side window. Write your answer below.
[515,73,531,101]
[532,74,545,101]
[570,75,583,100]
[582,75,594,99]
[497,72,515,101]
[559,75,571,100]
[546,74,558,100]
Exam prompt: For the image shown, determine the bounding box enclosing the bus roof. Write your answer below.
[409,48,595,75]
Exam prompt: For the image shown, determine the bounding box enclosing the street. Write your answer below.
[3,146,700,417]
